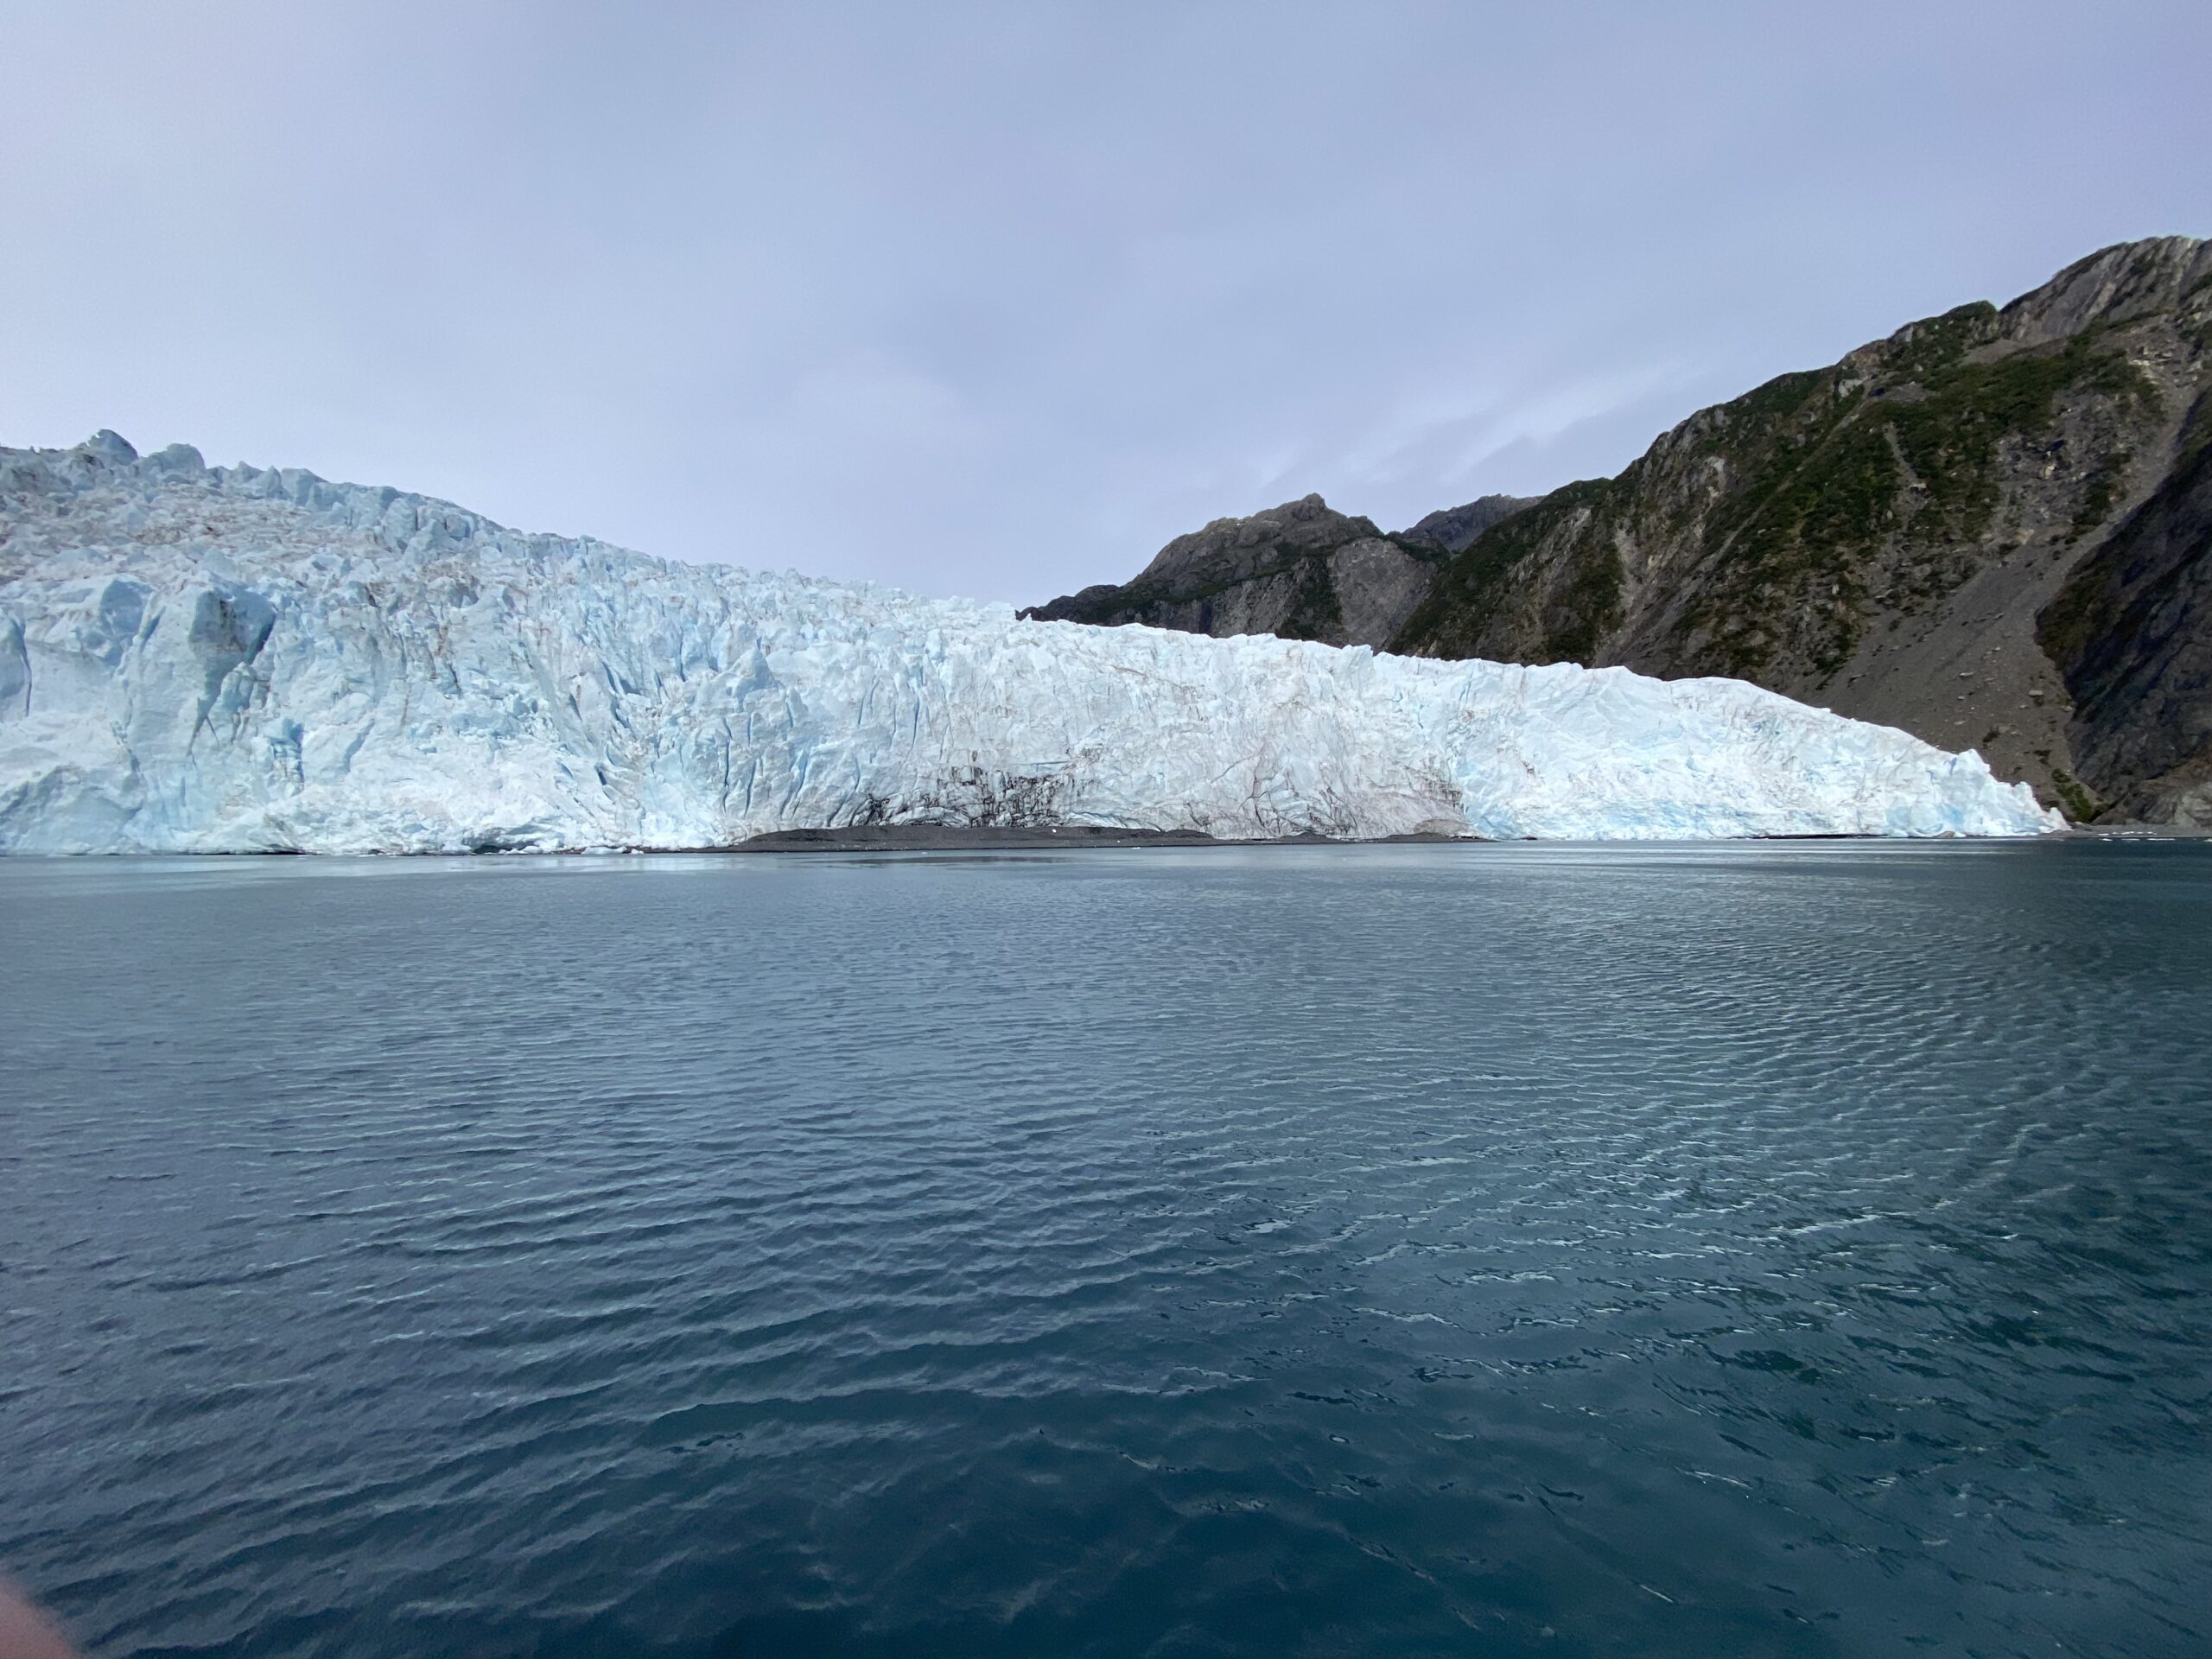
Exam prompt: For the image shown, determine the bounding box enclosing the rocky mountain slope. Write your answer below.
[1405,493,1539,553]
[1392,236,2212,823]
[1020,492,1537,646]
[1020,494,1449,647]
[1031,238,2212,823]
[0,434,2053,853]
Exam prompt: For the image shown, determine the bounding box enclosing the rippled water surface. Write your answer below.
[3,843,2210,1658]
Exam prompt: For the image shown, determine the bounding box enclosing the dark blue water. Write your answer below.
[3,843,2209,1658]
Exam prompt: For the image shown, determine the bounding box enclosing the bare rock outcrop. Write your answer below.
[1020,494,1445,647]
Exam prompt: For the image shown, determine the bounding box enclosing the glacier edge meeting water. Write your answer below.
[0,433,2056,854]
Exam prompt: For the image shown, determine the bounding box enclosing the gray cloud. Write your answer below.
[3,1,2208,604]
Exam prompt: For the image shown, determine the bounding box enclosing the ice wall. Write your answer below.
[0,434,2060,853]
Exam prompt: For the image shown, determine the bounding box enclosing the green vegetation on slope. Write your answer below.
[1394,300,2164,684]
[1688,319,2156,677]
[1388,478,1618,664]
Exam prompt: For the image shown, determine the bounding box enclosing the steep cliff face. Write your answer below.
[2038,388,2212,823]
[1389,237,2212,822]
[1021,494,1448,646]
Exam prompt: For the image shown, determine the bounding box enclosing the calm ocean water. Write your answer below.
[3,843,2209,1658]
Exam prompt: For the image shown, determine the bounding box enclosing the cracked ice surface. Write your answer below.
[0,433,2059,854]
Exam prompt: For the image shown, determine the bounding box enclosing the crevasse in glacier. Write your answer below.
[0,433,2059,853]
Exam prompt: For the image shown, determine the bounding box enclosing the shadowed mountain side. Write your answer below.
[2038,385,2212,821]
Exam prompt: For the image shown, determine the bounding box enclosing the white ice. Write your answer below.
[0,433,2060,854]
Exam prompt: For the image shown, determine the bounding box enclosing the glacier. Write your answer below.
[0,432,2058,854]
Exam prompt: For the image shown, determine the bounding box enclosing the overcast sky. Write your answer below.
[4,3,2209,604]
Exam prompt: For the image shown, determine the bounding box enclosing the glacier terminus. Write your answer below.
[0,433,2058,854]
